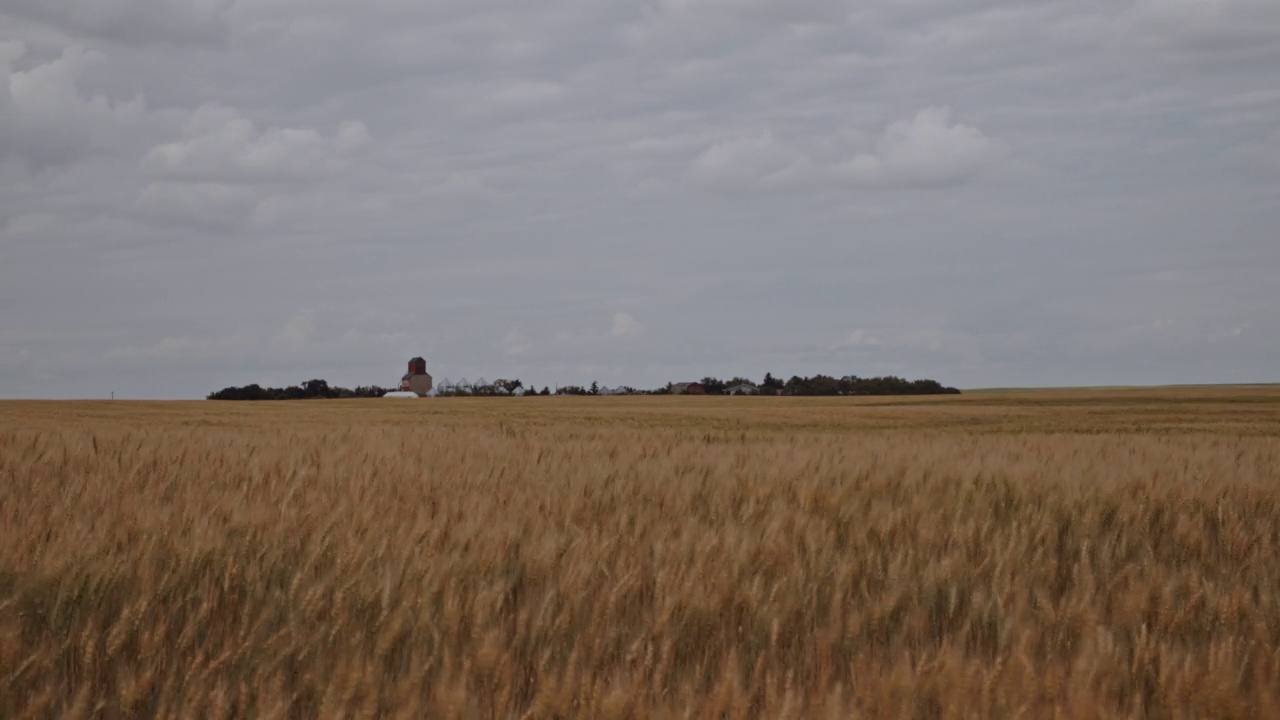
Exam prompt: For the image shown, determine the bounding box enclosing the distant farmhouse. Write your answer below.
[397,357,434,397]
[669,382,706,395]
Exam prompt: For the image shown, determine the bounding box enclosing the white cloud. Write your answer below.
[839,107,1007,188]
[611,313,642,337]
[141,104,369,182]
[834,329,884,349]
[691,108,1005,189]
[692,131,802,186]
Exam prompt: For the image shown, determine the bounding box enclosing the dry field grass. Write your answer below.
[2,387,1280,718]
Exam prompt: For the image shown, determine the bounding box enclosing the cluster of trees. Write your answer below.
[435,374,957,397]
[653,373,958,395]
[435,381,624,396]
[670,377,760,395]
[767,374,959,396]
[206,379,389,401]
[434,378,527,397]
[550,382,638,395]
[208,373,958,400]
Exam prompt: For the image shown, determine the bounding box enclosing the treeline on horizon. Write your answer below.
[207,373,960,400]
[206,379,389,401]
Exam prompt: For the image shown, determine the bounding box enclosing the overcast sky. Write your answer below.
[2,0,1278,398]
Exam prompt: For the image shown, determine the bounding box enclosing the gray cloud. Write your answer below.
[1116,0,1280,62]
[0,43,154,167]
[4,0,233,47]
[1,0,1278,398]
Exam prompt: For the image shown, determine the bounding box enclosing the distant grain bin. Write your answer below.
[400,357,434,397]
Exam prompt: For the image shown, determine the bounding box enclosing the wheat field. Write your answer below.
[2,388,1279,718]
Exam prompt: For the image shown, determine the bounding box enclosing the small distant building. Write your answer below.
[670,382,706,395]
[400,357,434,397]
[726,383,759,396]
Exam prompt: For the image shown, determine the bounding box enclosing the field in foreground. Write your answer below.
[2,388,1280,718]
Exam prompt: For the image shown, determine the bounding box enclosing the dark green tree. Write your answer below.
[302,379,332,398]
[494,378,523,394]
[699,377,727,395]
